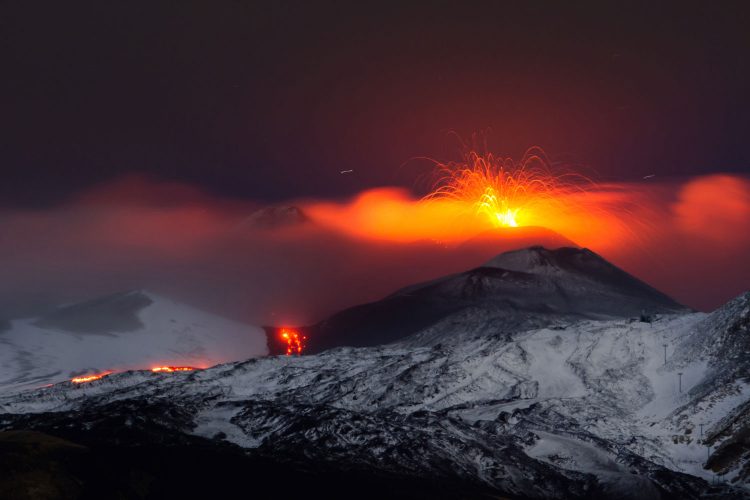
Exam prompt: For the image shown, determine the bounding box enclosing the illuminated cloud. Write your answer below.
[0,172,747,325]
[672,174,750,244]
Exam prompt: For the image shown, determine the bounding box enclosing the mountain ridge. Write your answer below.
[294,246,687,354]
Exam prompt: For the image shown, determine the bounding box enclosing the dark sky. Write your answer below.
[2,1,749,208]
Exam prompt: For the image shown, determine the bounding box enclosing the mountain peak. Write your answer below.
[242,205,309,229]
[482,246,687,313]
[300,246,687,353]
[485,246,599,273]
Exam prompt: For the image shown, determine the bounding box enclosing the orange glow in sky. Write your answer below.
[304,148,636,251]
[423,147,594,229]
[151,366,198,373]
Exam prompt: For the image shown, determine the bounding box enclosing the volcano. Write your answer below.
[240,205,310,230]
[1,247,747,498]
[294,246,687,354]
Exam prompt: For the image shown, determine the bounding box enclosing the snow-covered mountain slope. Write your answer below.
[0,291,268,392]
[299,246,687,354]
[2,293,748,498]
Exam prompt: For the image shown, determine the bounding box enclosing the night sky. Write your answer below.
[1,2,749,322]
[3,1,749,208]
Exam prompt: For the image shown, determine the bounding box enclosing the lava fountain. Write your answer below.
[304,146,632,250]
[422,147,592,229]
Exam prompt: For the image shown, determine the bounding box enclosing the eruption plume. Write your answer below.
[422,147,592,229]
[304,146,632,250]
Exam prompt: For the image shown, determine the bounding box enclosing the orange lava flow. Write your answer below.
[151,366,198,373]
[279,327,306,356]
[70,371,112,384]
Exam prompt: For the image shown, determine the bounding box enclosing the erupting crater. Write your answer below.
[423,147,592,230]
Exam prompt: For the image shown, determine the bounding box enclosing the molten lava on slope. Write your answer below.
[279,328,306,356]
[70,372,113,384]
[68,365,202,384]
[151,366,199,373]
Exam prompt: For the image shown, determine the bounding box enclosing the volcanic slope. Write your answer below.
[1,249,748,498]
[298,246,687,353]
[0,290,268,391]
[1,293,748,498]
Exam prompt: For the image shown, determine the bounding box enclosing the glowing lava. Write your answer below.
[423,147,590,229]
[70,371,112,384]
[279,327,306,356]
[151,366,198,373]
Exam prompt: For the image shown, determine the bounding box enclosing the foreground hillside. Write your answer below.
[2,291,748,498]
[1,248,748,498]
